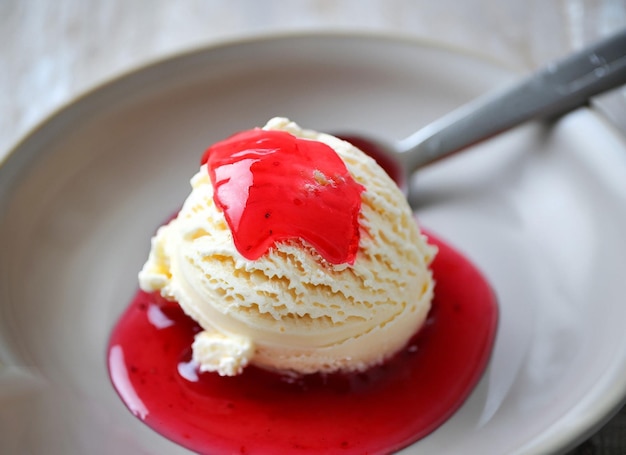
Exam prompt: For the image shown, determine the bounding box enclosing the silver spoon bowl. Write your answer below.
[340,30,626,201]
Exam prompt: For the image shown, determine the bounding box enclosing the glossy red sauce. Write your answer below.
[201,129,364,265]
[108,234,497,454]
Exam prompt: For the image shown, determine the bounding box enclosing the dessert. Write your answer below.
[107,118,498,455]
[138,117,436,377]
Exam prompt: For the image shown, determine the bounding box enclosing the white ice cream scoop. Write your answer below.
[139,118,437,377]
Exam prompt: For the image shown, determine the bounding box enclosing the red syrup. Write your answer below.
[107,234,498,455]
[202,129,364,265]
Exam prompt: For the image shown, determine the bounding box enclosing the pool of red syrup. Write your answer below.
[108,234,498,454]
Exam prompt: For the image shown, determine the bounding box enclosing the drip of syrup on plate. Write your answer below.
[108,234,497,454]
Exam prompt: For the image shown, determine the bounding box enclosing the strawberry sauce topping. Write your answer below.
[201,129,364,264]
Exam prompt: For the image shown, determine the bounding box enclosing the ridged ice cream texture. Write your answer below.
[139,118,436,376]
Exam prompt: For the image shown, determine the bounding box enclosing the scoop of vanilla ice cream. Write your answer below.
[139,117,436,376]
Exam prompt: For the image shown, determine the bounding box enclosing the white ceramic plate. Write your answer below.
[1,33,626,455]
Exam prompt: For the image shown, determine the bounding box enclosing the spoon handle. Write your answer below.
[400,29,626,171]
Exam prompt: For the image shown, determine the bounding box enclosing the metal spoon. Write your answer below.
[340,30,626,200]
